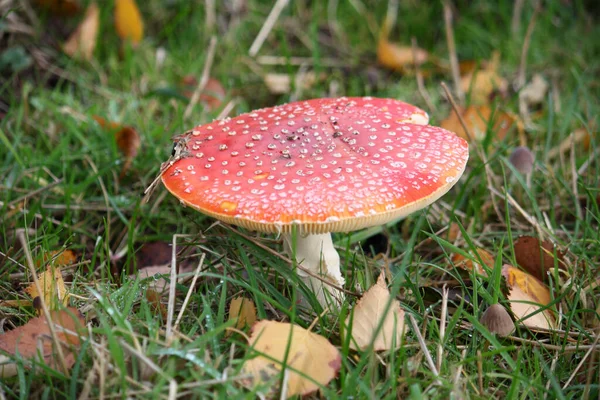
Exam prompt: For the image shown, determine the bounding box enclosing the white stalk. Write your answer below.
[282,232,345,308]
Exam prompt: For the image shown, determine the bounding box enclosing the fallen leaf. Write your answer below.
[451,248,495,276]
[145,289,167,320]
[264,72,318,95]
[242,321,341,398]
[181,76,226,110]
[228,297,256,332]
[519,74,548,128]
[35,0,81,16]
[344,273,405,351]
[114,0,144,45]
[93,116,140,177]
[440,105,516,142]
[63,2,99,61]
[502,265,556,330]
[25,266,68,311]
[513,236,566,282]
[0,307,85,377]
[376,20,428,72]
[459,52,508,104]
[37,249,77,269]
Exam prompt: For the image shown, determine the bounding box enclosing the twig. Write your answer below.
[511,0,525,37]
[205,0,216,33]
[411,37,435,114]
[184,36,218,120]
[408,314,440,382]
[166,234,193,342]
[443,1,464,106]
[562,331,600,389]
[173,253,206,331]
[570,133,583,221]
[248,0,289,57]
[477,350,484,395]
[515,1,541,90]
[441,82,504,224]
[8,179,63,207]
[16,230,70,376]
[436,285,449,372]
[256,55,346,67]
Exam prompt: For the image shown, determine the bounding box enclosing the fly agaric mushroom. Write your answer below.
[161,97,468,307]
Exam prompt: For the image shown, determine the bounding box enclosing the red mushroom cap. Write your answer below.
[162,97,468,234]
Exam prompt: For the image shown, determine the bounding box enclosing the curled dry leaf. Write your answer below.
[227,297,256,333]
[37,249,77,269]
[513,236,566,283]
[242,321,341,398]
[63,2,99,61]
[451,248,495,276]
[502,265,556,330]
[344,273,405,351]
[0,307,85,377]
[93,115,140,177]
[440,105,517,142]
[459,52,508,104]
[114,0,144,45]
[25,266,68,311]
[35,0,81,16]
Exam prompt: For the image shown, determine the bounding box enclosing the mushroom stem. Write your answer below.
[282,232,345,308]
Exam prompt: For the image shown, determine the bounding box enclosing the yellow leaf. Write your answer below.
[114,0,144,45]
[25,266,68,311]
[459,52,508,104]
[228,297,256,332]
[242,321,341,398]
[63,2,99,61]
[451,248,495,276]
[344,273,405,351]
[502,265,556,330]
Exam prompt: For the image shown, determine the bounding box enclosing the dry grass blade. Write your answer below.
[248,0,290,57]
[183,36,218,120]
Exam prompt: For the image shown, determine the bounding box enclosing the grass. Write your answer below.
[1,0,599,398]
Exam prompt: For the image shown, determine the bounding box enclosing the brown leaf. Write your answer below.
[145,289,167,320]
[242,321,341,398]
[35,0,81,16]
[63,2,99,61]
[459,52,508,104]
[502,265,556,330]
[24,266,69,311]
[440,105,516,142]
[114,0,144,45]
[344,273,405,351]
[93,116,140,177]
[228,297,256,333]
[513,236,566,282]
[181,77,226,110]
[0,308,85,377]
[451,248,495,276]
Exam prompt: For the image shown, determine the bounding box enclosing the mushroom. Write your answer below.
[480,303,515,337]
[161,97,468,308]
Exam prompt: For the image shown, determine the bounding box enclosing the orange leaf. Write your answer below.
[145,289,167,320]
[451,248,495,276]
[93,116,140,176]
[0,308,85,376]
[501,265,556,330]
[63,2,99,61]
[114,0,144,45]
[440,105,516,142]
